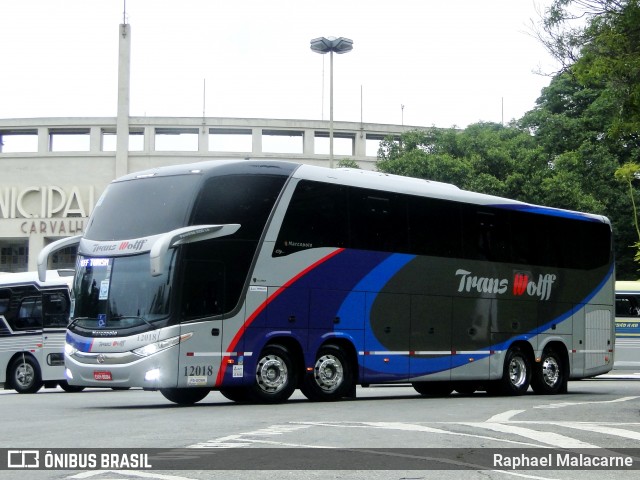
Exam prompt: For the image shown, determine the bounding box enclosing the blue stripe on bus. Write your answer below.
[66,331,94,353]
[490,203,604,222]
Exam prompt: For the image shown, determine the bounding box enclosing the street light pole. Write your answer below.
[310,36,353,169]
[329,49,334,167]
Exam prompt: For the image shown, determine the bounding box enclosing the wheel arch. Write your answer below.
[509,339,535,364]
[536,339,570,374]
[317,337,359,385]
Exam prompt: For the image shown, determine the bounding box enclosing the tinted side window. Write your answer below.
[0,289,9,314]
[181,259,225,319]
[274,180,348,256]
[43,290,70,327]
[408,196,462,257]
[616,296,640,317]
[349,187,408,253]
[509,210,611,270]
[192,174,287,241]
[462,207,510,262]
[15,297,43,330]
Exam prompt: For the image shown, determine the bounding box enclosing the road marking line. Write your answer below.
[486,410,527,422]
[68,471,196,480]
[460,422,597,449]
[292,421,543,447]
[534,396,639,409]
[556,423,640,441]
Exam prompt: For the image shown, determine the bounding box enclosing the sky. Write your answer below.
[0,0,558,129]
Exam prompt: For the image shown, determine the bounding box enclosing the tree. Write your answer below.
[615,162,640,265]
[336,159,360,169]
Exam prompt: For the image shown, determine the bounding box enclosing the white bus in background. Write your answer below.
[0,269,84,393]
[614,280,640,370]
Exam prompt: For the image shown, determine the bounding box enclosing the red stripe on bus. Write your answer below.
[215,248,345,386]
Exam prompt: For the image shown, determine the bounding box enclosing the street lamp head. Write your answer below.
[310,36,353,54]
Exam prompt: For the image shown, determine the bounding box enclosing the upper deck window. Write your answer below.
[84,175,198,241]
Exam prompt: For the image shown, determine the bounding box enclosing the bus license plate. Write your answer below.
[94,371,112,381]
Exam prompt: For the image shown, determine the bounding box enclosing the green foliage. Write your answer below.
[336,159,360,169]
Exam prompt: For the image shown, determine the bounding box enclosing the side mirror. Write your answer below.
[149,224,240,276]
[37,235,83,282]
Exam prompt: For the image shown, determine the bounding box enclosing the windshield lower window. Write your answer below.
[72,253,174,330]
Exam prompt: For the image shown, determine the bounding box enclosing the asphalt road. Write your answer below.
[1,370,639,480]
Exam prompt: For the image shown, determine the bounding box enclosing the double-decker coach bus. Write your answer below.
[0,269,84,393]
[38,160,615,405]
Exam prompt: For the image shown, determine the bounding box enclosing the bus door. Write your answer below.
[41,289,71,379]
[177,260,225,388]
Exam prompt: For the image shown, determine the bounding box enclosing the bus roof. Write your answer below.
[616,280,640,293]
[0,269,74,289]
[294,164,609,223]
[110,159,609,224]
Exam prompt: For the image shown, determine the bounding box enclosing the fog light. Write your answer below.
[145,368,161,381]
[65,368,73,380]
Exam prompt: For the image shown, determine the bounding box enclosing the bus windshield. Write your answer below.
[72,253,174,330]
[85,175,198,241]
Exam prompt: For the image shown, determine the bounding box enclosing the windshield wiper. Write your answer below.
[68,317,90,329]
[111,315,156,330]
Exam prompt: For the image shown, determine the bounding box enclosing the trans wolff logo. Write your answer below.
[455,269,556,301]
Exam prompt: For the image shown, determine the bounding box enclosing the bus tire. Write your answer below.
[531,348,566,395]
[412,382,453,396]
[454,382,478,395]
[9,355,42,394]
[160,387,210,405]
[251,344,296,404]
[59,381,85,393]
[219,387,253,403]
[301,345,353,402]
[492,346,531,396]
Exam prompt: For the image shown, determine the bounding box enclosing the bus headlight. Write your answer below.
[132,332,193,357]
[145,369,161,381]
[65,343,78,356]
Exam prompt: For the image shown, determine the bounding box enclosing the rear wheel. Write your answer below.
[301,345,353,402]
[160,388,210,405]
[490,346,531,396]
[250,345,297,404]
[10,355,42,394]
[412,381,453,396]
[531,348,567,394]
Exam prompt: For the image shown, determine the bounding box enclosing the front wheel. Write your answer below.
[531,348,567,394]
[10,355,42,394]
[59,381,85,393]
[219,387,253,403]
[301,345,353,402]
[250,345,297,404]
[160,388,210,405]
